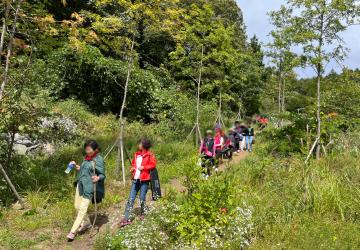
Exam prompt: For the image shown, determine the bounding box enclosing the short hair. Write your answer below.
[235,121,240,124]
[84,140,100,151]
[139,138,152,150]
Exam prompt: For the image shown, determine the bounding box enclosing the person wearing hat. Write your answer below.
[199,130,215,177]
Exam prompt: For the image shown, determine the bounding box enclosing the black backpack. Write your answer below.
[150,168,162,201]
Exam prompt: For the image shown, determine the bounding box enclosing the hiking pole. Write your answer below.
[90,160,98,237]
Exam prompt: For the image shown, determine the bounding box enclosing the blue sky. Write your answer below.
[236,0,360,78]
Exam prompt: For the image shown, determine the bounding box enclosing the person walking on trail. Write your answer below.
[214,125,225,170]
[234,121,244,153]
[245,124,255,152]
[67,140,106,242]
[120,138,157,227]
[199,130,215,177]
[223,128,236,159]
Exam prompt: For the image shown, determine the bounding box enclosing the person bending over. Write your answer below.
[120,138,157,227]
[67,140,106,241]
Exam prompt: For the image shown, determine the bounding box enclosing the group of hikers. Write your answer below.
[66,121,255,241]
[199,121,255,178]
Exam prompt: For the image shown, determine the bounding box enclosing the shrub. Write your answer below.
[108,201,252,250]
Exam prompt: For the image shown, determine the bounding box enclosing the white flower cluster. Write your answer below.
[108,203,253,250]
[108,215,169,250]
[202,207,253,249]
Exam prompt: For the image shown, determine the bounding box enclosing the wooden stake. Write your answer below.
[306,124,310,152]
[195,45,204,146]
[215,88,225,128]
[305,137,319,164]
[186,44,203,146]
[0,163,24,208]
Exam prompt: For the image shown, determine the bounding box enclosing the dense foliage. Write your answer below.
[0,0,360,249]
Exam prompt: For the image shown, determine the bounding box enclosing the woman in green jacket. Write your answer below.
[67,140,106,241]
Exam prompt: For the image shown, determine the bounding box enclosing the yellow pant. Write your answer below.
[70,186,91,233]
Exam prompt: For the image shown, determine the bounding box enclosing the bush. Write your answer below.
[108,200,252,250]
[107,163,253,249]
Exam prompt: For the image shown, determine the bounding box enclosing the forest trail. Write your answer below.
[38,151,249,249]
[169,151,248,193]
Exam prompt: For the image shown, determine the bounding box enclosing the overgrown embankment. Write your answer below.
[1,119,360,249]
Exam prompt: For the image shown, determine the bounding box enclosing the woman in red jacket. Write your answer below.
[120,138,157,227]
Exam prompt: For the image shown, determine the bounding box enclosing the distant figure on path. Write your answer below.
[234,121,245,152]
[199,130,215,177]
[245,124,255,152]
[214,125,225,170]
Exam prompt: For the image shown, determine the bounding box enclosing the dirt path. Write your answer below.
[218,151,248,171]
[169,151,248,193]
[40,151,249,249]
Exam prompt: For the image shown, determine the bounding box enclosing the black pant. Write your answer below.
[201,155,214,175]
[222,146,233,159]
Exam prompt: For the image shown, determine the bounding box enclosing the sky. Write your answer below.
[236,0,360,78]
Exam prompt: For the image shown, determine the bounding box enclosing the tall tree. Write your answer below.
[268,6,299,116]
[0,0,25,207]
[284,0,359,159]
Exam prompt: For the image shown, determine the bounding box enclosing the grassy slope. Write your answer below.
[1,126,360,249]
[229,139,360,249]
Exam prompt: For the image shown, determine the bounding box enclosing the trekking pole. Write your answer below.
[90,160,98,237]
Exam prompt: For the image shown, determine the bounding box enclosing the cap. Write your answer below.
[206,130,213,134]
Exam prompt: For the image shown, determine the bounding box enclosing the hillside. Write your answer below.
[1,0,360,249]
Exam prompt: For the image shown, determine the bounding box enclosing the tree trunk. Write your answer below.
[0,163,24,207]
[316,65,322,159]
[0,1,24,207]
[281,77,285,112]
[278,66,282,114]
[195,45,204,147]
[277,58,283,127]
[116,36,135,184]
[0,0,22,102]
[315,10,325,160]
[0,2,10,55]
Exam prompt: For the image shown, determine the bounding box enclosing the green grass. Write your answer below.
[0,229,36,249]
[225,140,360,249]
[2,114,360,249]
[251,214,360,249]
